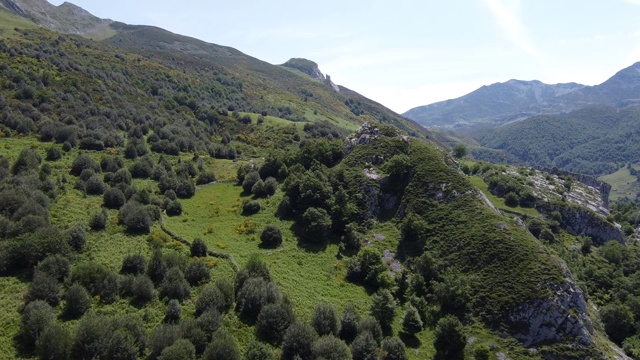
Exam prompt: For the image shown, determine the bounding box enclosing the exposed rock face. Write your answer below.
[325,74,340,92]
[344,123,382,154]
[508,267,593,348]
[281,58,339,92]
[536,202,623,245]
[1,0,25,15]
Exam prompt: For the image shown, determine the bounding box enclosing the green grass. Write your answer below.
[0,8,37,37]
[599,165,640,201]
[0,276,28,359]
[469,176,540,217]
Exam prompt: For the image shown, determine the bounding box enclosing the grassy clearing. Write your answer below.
[0,9,36,37]
[0,276,28,359]
[469,176,540,217]
[599,165,640,201]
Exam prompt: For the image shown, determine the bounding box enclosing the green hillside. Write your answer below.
[0,4,632,360]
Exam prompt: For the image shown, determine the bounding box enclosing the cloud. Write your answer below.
[482,0,544,62]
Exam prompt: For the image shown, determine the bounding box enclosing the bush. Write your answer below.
[176,178,195,198]
[434,315,466,360]
[166,199,183,216]
[196,285,224,316]
[150,324,181,359]
[180,319,208,355]
[312,302,339,336]
[242,171,261,193]
[190,238,208,257]
[339,305,360,344]
[251,179,266,197]
[401,304,423,335]
[312,335,351,360]
[106,329,138,360]
[104,187,126,209]
[129,158,153,179]
[12,148,41,175]
[242,200,261,215]
[147,249,168,284]
[46,146,62,161]
[89,209,108,230]
[244,341,276,360]
[70,262,120,304]
[165,299,182,323]
[21,300,55,348]
[350,332,378,360]
[504,192,519,207]
[159,339,196,360]
[197,309,223,339]
[196,171,216,185]
[234,255,272,294]
[216,279,235,312]
[281,322,317,360]
[260,224,282,248]
[119,201,152,233]
[256,301,295,345]
[121,253,147,275]
[159,268,191,301]
[131,275,155,304]
[370,289,396,330]
[85,175,107,195]
[112,168,132,186]
[203,329,240,360]
[63,283,91,319]
[185,259,211,286]
[27,270,61,306]
[601,303,635,344]
[358,316,383,344]
[236,277,279,321]
[381,336,407,360]
[264,177,278,196]
[36,322,72,360]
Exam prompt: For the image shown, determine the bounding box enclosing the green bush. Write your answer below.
[63,283,91,319]
[185,258,211,286]
[150,324,181,359]
[216,279,235,312]
[104,187,126,209]
[203,329,240,360]
[147,249,168,284]
[312,335,351,360]
[121,254,147,275]
[118,201,152,233]
[339,305,360,344]
[106,329,138,360]
[256,301,295,345]
[165,299,182,323]
[89,209,108,230]
[381,336,407,360]
[73,313,110,360]
[131,275,156,304]
[195,284,224,316]
[158,339,196,360]
[401,304,423,335]
[68,223,87,252]
[20,300,55,348]
[197,309,222,339]
[434,315,466,360]
[244,341,275,360]
[242,171,261,193]
[358,316,383,344]
[70,154,100,176]
[302,207,332,242]
[281,322,317,360]
[36,322,72,360]
[159,268,191,301]
[260,224,282,248]
[36,254,70,282]
[350,332,378,360]
[190,238,208,257]
[242,200,261,215]
[312,302,338,336]
[27,270,61,306]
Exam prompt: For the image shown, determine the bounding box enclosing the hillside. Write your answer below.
[0,2,635,360]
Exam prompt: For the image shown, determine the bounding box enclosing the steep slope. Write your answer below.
[404,80,584,130]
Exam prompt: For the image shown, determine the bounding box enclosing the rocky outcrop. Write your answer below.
[344,123,383,154]
[325,74,340,92]
[1,0,25,15]
[536,202,623,245]
[508,267,593,348]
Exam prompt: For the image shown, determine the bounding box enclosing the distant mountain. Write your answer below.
[405,62,640,132]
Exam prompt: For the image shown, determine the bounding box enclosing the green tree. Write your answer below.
[203,329,240,360]
[35,322,72,360]
[302,207,332,242]
[190,238,208,257]
[312,302,339,336]
[256,301,295,345]
[158,339,196,360]
[434,315,466,360]
[21,300,55,349]
[350,332,378,360]
[401,304,423,335]
[312,335,351,360]
[244,340,275,360]
[452,144,467,159]
[63,283,91,319]
[195,284,224,316]
[339,305,360,344]
[370,289,396,330]
[260,224,283,248]
[185,258,211,286]
[601,302,635,344]
[381,336,407,360]
[281,322,317,360]
[159,268,191,301]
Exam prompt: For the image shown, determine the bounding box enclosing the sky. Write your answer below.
[48,0,640,113]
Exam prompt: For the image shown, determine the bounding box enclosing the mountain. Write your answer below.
[405,62,640,133]
[0,2,634,359]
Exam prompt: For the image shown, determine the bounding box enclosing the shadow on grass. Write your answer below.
[399,331,422,349]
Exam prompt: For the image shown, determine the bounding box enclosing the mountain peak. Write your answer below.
[282,58,325,80]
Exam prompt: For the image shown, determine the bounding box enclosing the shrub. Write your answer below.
[302,207,332,242]
[260,224,282,248]
[242,171,261,193]
[36,254,70,282]
[185,258,211,286]
[68,223,87,252]
[504,192,519,207]
[358,316,383,344]
[339,305,360,344]
[166,199,183,216]
[601,302,635,344]
[158,339,196,360]
[110,315,147,356]
[131,275,155,304]
[312,335,351,360]
[203,329,240,360]
[85,175,106,195]
[434,315,466,360]
[350,332,378,360]
[251,179,266,197]
[70,154,100,176]
[159,268,191,301]
[21,300,55,348]
[63,283,91,319]
[121,254,147,275]
[119,201,152,233]
[112,168,132,186]
[236,277,279,321]
[196,171,216,185]
[216,279,234,312]
[12,148,41,175]
[45,146,62,161]
[70,262,119,304]
[197,309,223,339]
[244,341,275,360]
[129,158,153,179]
[176,178,195,198]
[401,304,423,335]
[89,209,108,230]
[190,238,208,257]
[106,329,138,360]
[104,187,126,209]
[281,322,317,360]
[473,344,491,360]
[256,301,295,345]
[234,255,272,294]
[242,200,261,215]
[27,270,61,306]
[36,322,72,360]
[264,177,277,196]
[312,302,339,336]
[147,249,168,284]
[381,336,407,360]
[370,290,396,330]
[180,319,208,355]
[165,299,182,323]
[150,324,181,359]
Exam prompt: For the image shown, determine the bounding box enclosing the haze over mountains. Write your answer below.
[404,62,640,133]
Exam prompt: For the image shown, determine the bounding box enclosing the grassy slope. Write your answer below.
[0,8,37,37]
[599,165,640,201]
[469,175,541,217]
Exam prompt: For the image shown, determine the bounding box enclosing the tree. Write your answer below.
[118,201,152,233]
[401,305,423,335]
[350,332,378,360]
[12,148,41,175]
[260,224,282,248]
[242,171,261,193]
[236,277,279,321]
[370,289,396,330]
[242,200,261,215]
[89,209,108,230]
[312,302,339,336]
[73,313,109,360]
[20,300,55,348]
[256,301,295,345]
[185,258,211,286]
[358,316,383,344]
[105,329,138,360]
[159,268,191,301]
[85,175,106,195]
[216,279,235,312]
[36,255,70,282]
[197,309,223,340]
[601,302,636,344]
[63,283,91,319]
[27,270,61,306]
[452,144,467,159]
[180,319,208,355]
[103,187,126,209]
[147,248,168,284]
[190,238,208,257]
[203,329,240,360]
[165,299,182,323]
[195,285,224,316]
[432,271,470,315]
[302,207,332,242]
[339,305,360,344]
[70,154,100,176]
[159,339,196,360]
[68,223,87,252]
[131,275,156,304]
[150,324,181,359]
[433,315,466,360]
[312,335,351,360]
[36,322,72,360]
[281,322,317,360]
[121,254,147,275]
[244,340,275,360]
[473,344,491,360]
[381,336,407,360]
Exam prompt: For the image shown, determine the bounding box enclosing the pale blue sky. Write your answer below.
[49,0,640,113]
